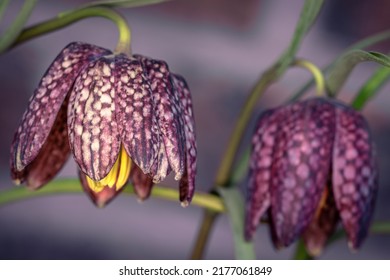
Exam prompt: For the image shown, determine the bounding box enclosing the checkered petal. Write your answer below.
[245,109,279,240]
[11,98,71,189]
[115,54,160,175]
[270,98,335,247]
[302,187,339,256]
[171,74,197,205]
[135,55,186,181]
[131,165,154,201]
[68,56,121,181]
[332,103,378,249]
[10,42,110,173]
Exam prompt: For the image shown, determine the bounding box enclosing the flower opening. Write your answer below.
[84,146,132,192]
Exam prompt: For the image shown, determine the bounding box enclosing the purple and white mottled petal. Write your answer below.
[135,55,186,180]
[151,141,172,183]
[270,98,335,247]
[68,56,121,181]
[11,99,71,189]
[78,171,122,208]
[332,103,378,249]
[11,42,110,172]
[131,165,154,201]
[303,187,339,256]
[171,74,197,204]
[244,109,279,241]
[115,54,159,174]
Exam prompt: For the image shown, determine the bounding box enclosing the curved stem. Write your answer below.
[192,0,326,258]
[0,179,225,213]
[191,60,325,258]
[293,59,325,96]
[11,7,131,54]
[290,29,390,102]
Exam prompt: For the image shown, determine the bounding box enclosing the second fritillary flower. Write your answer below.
[245,97,378,255]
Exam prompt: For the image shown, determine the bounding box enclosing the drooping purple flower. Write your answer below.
[10,42,197,207]
[245,97,378,255]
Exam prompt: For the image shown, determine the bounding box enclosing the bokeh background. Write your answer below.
[0,0,389,259]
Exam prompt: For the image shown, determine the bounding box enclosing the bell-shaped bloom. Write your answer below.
[245,97,378,256]
[10,42,197,207]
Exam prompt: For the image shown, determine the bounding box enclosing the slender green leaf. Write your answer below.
[290,29,390,101]
[327,50,390,96]
[0,0,38,53]
[82,0,172,8]
[351,66,390,110]
[217,188,256,260]
[274,0,324,76]
[0,0,10,25]
[217,0,324,186]
[231,148,250,185]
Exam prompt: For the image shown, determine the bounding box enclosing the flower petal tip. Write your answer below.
[174,173,182,181]
[180,200,190,208]
[307,246,323,257]
[13,179,22,186]
[96,201,108,209]
[347,241,359,253]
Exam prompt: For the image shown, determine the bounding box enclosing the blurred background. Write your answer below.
[0,0,389,259]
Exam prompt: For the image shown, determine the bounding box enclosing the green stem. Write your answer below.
[293,59,325,96]
[290,29,390,102]
[191,0,325,259]
[0,0,38,53]
[190,210,218,259]
[0,179,225,213]
[11,6,131,54]
[214,65,278,187]
[189,66,279,260]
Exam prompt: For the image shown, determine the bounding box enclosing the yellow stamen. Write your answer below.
[85,146,132,193]
[104,154,121,188]
[86,175,105,192]
[116,147,132,190]
[314,187,329,219]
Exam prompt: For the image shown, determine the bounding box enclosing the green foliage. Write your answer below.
[217,188,256,260]
[352,66,390,110]
[327,50,390,96]
[0,0,37,53]
[291,29,390,101]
